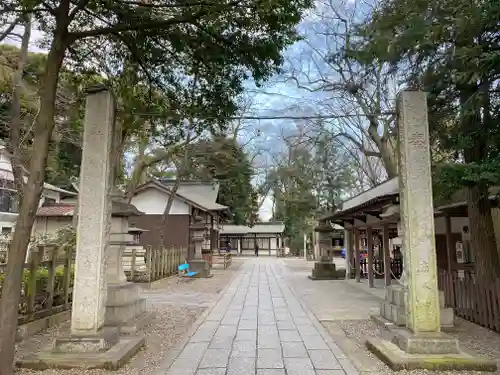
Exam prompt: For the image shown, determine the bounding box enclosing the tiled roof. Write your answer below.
[36,204,74,217]
[36,201,144,217]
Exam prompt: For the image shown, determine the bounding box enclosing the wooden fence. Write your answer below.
[0,245,74,325]
[438,269,500,332]
[125,246,188,282]
[0,244,187,326]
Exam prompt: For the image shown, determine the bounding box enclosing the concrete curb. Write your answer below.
[154,261,246,375]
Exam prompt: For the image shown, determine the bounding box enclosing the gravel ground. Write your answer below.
[14,259,244,375]
[323,318,500,375]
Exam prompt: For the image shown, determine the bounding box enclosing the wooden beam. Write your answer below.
[367,226,374,288]
[383,224,391,286]
[354,215,367,223]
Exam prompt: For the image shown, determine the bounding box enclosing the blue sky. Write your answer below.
[2,1,357,221]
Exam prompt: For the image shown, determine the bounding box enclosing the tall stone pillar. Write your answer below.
[397,91,440,333]
[71,86,115,335]
[366,91,495,371]
[19,86,145,369]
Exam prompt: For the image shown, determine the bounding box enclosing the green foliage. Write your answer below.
[186,136,259,225]
[2,0,313,133]
[0,265,71,296]
[355,0,500,281]
[271,137,356,252]
[355,0,500,184]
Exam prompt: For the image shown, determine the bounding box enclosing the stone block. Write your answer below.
[190,259,213,278]
[282,342,308,358]
[17,335,145,369]
[105,281,154,334]
[391,329,460,354]
[441,307,454,328]
[308,262,346,280]
[257,348,284,368]
[106,282,140,306]
[106,297,145,326]
[388,285,405,307]
[390,304,407,326]
[379,292,454,329]
[53,326,119,352]
[118,311,155,334]
[366,338,496,371]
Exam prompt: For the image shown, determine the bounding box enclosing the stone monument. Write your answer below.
[366,91,496,371]
[18,86,144,369]
[188,214,213,278]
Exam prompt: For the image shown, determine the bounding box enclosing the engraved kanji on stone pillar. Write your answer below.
[71,86,115,335]
[397,90,440,333]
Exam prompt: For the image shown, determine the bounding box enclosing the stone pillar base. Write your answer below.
[106,282,154,334]
[189,259,213,278]
[308,261,346,280]
[366,327,496,371]
[16,326,145,369]
[376,285,454,329]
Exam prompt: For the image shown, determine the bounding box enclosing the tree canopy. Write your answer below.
[353,0,500,281]
[185,136,259,226]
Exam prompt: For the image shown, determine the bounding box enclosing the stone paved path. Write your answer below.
[161,259,358,375]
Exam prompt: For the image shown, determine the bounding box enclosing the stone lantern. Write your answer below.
[105,195,153,332]
[188,215,213,278]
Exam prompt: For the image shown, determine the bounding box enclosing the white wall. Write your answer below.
[131,187,190,215]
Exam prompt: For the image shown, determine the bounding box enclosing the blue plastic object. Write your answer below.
[178,263,189,271]
[341,248,346,258]
[186,271,198,277]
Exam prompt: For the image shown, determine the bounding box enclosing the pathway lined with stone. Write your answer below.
[161,259,357,375]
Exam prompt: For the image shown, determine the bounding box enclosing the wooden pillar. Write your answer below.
[367,226,374,288]
[444,213,455,307]
[354,228,361,282]
[383,223,391,286]
[444,214,453,274]
[345,229,353,279]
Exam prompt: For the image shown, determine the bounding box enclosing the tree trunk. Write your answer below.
[8,15,31,197]
[0,34,66,375]
[377,138,398,179]
[467,184,500,283]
